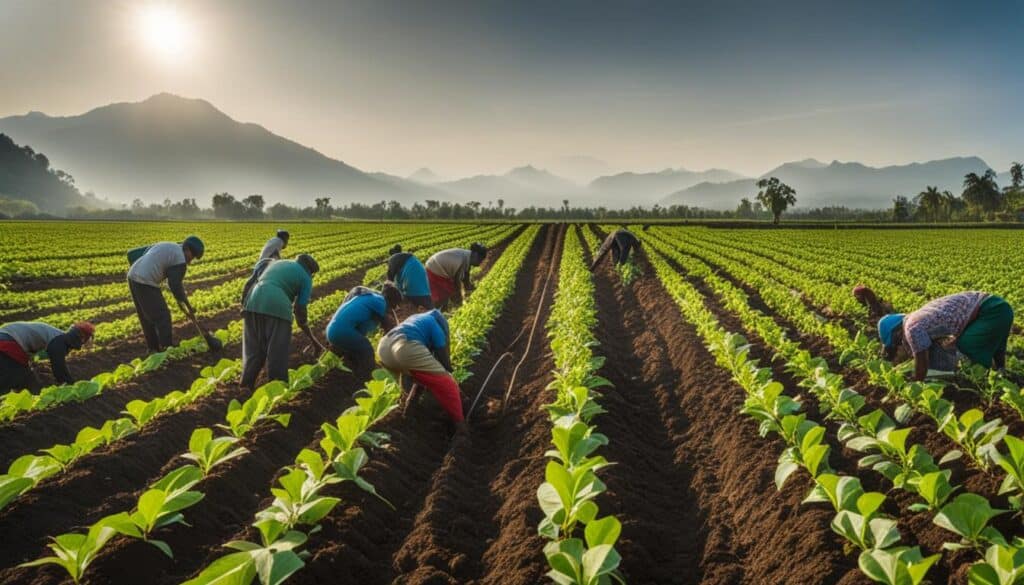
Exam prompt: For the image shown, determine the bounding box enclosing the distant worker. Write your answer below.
[377,309,464,427]
[241,253,325,389]
[591,227,640,271]
[386,245,433,309]
[242,230,290,305]
[260,230,290,261]
[325,283,402,371]
[127,237,204,352]
[867,287,1014,381]
[425,243,487,308]
[853,284,895,320]
[0,321,95,391]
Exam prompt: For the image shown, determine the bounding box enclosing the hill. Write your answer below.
[587,167,747,207]
[0,133,96,214]
[436,165,579,208]
[0,93,436,206]
[662,157,996,210]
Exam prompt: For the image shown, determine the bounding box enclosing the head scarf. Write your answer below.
[877,314,905,349]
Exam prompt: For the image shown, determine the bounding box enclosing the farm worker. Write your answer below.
[425,243,488,308]
[127,237,204,352]
[242,230,290,305]
[0,321,95,391]
[877,291,1014,381]
[386,245,433,309]
[377,309,464,425]
[259,230,290,262]
[853,284,895,320]
[241,253,325,389]
[591,228,640,271]
[325,283,402,371]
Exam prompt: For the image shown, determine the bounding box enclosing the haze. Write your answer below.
[1,0,1022,178]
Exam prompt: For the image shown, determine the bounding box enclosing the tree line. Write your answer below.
[890,165,1024,222]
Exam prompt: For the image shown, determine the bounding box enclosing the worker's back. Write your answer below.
[426,249,470,281]
[329,288,386,336]
[244,260,312,321]
[128,242,185,286]
[0,322,63,354]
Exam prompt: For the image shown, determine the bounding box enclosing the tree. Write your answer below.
[212,192,244,219]
[914,186,945,222]
[314,197,332,218]
[892,196,913,222]
[467,200,481,218]
[755,177,797,224]
[497,198,505,216]
[735,197,754,219]
[1011,162,1023,189]
[962,170,1003,215]
[562,199,570,218]
[242,194,265,218]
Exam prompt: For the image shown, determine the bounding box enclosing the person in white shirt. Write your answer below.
[259,230,290,262]
[126,236,204,351]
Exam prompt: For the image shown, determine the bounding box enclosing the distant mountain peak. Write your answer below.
[408,167,442,183]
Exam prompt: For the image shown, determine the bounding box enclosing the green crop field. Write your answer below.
[1,220,1023,585]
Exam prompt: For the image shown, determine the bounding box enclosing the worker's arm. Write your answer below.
[45,336,75,385]
[435,344,453,373]
[241,259,272,306]
[386,254,402,282]
[913,350,929,382]
[166,264,195,316]
[462,265,474,292]
[590,235,613,271]
[294,303,324,352]
[380,311,397,333]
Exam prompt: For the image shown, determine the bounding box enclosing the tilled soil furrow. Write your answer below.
[389,224,564,585]
[592,246,858,584]
[289,225,553,585]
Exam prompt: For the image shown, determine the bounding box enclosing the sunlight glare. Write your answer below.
[137,5,194,63]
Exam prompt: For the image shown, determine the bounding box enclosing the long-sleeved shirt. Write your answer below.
[244,259,313,324]
[386,253,430,297]
[0,322,82,383]
[426,249,472,286]
[259,237,286,261]
[127,242,190,306]
[902,291,989,370]
[593,229,640,266]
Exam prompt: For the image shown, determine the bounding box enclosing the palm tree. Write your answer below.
[1011,162,1023,189]
[755,177,797,224]
[914,186,945,222]
[962,170,1003,214]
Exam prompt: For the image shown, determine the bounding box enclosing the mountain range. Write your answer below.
[663,157,999,210]
[0,93,1017,213]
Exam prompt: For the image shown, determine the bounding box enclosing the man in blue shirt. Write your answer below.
[377,309,464,425]
[386,244,433,309]
[325,282,401,372]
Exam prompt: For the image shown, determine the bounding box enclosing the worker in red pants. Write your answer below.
[377,309,464,428]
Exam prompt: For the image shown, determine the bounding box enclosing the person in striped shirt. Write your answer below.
[873,289,1014,381]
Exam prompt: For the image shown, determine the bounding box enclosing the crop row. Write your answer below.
[0,226,388,317]
[0,223,510,421]
[641,235,947,584]
[183,224,540,584]
[644,229,1024,582]
[17,351,347,583]
[23,223,478,337]
[537,225,622,584]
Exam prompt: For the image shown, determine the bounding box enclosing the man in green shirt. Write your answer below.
[240,254,325,389]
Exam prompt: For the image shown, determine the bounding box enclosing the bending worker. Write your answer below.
[425,243,487,308]
[386,245,433,309]
[0,321,95,391]
[377,309,464,427]
[868,287,1014,381]
[127,237,204,352]
[591,227,640,271]
[325,283,402,372]
[241,253,325,389]
[260,230,290,261]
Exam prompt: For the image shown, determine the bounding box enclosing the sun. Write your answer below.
[136,5,194,63]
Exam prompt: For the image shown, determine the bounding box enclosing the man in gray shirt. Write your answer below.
[126,236,205,352]
[259,230,290,262]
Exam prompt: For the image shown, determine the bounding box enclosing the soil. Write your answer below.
[4,222,989,585]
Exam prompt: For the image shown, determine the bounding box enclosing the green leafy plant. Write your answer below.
[182,427,249,475]
[18,521,118,583]
[831,492,900,552]
[933,493,1007,552]
[543,516,624,585]
[968,540,1024,585]
[858,546,940,585]
[908,470,959,513]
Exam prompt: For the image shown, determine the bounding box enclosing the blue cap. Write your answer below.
[878,314,905,348]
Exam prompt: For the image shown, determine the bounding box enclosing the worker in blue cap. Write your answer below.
[871,288,1013,381]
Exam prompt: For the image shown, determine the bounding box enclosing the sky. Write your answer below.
[1,0,1022,178]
